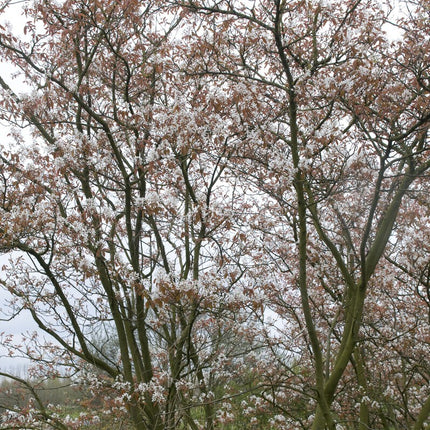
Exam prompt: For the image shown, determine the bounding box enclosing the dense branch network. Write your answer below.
[0,0,429,429]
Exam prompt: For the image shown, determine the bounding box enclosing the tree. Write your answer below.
[0,1,265,428]
[1,0,430,429]
[176,0,430,428]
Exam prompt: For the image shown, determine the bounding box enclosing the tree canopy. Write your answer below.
[0,0,429,429]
